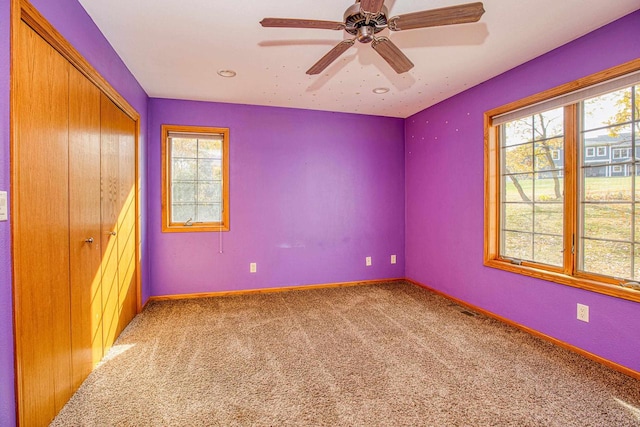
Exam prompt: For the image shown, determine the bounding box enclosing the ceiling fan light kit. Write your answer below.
[260,1,485,75]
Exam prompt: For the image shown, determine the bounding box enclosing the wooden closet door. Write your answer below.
[117,108,138,335]
[100,94,121,352]
[69,66,103,391]
[14,22,73,426]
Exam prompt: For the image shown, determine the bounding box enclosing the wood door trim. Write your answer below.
[10,2,22,423]
[17,0,139,121]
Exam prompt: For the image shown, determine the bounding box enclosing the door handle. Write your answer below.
[109,231,117,236]
[84,237,94,244]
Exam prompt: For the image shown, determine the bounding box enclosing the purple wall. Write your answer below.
[148,99,405,296]
[406,10,640,372]
[0,0,149,425]
[0,1,637,424]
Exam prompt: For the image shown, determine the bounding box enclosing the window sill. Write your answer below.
[162,224,229,233]
[484,258,640,303]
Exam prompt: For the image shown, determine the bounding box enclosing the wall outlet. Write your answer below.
[391,255,397,264]
[577,303,589,322]
[365,256,372,266]
[250,262,257,273]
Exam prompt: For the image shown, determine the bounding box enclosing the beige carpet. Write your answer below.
[51,281,640,426]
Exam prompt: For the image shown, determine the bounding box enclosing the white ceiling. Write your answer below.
[77,0,639,118]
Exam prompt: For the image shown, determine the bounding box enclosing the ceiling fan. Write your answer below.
[260,1,485,75]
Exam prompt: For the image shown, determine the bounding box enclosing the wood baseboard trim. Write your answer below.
[405,278,640,381]
[148,278,405,302]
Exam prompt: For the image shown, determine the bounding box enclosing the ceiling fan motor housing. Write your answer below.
[343,3,388,43]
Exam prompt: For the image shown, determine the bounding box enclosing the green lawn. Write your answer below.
[502,175,640,280]
[504,175,637,202]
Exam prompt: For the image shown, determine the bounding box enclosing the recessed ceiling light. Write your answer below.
[373,87,389,94]
[217,69,236,78]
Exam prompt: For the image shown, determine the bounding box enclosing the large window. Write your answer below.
[485,60,640,301]
[161,124,229,232]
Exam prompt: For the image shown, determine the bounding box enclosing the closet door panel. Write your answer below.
[117,111,138,333]
[14,22,72,425]
[69,66,103,391]
[100,93,121,352]
[117,224,136,333]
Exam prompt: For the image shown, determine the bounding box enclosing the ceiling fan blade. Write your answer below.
[371,37,414,74]
[307,39,355,75]
[359,0,386,15]
[260,18,345,30]
[389,2,485,31]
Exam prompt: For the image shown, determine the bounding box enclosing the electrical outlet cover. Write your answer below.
[577,303,589,322]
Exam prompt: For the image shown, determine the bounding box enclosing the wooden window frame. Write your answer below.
[484,59,640,303]
[161,124,230,233]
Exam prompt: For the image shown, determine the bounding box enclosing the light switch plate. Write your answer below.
[0,191,7,221]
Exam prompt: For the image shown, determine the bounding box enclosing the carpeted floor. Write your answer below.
[51,281,640,426]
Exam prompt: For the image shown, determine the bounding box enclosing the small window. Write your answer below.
[612,148,631,159]
[586,147,595,157]
[612,165,623,173]
[551,150,560,161]
[161,125,229,232]
[597,146,607,157]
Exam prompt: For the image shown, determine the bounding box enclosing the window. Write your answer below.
[499,107,565,267]
[485,61,640,302]
[161,125,229,232]
[612,148,631,159]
